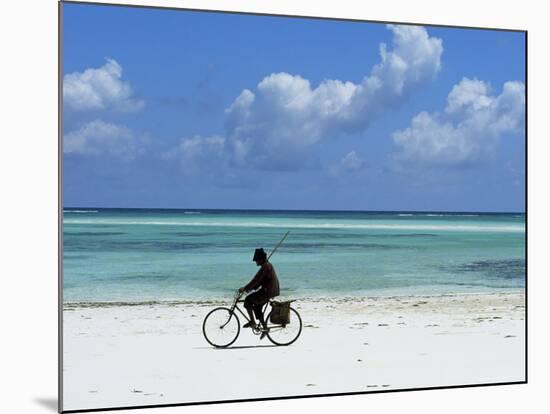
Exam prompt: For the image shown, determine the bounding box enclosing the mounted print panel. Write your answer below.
[60,1,526,412]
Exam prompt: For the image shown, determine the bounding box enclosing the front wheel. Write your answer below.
[202,307,240,348]
[266,307,302,346]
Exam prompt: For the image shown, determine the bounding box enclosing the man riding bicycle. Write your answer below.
[239,248,280,337]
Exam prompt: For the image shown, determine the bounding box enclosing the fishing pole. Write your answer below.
[267,231,290,261]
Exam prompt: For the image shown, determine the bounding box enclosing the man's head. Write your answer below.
[252,248,267,266]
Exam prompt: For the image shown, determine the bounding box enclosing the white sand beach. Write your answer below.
[62,292,525,411]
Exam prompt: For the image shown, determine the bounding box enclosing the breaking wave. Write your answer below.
[63,219,524,233]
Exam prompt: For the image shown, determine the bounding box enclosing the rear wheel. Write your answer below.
[266,307,302,346]
[202,307,240,348]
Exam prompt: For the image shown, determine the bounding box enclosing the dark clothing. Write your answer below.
[243,261,280,323]
[243,290,271,320]
[243,262,280,297]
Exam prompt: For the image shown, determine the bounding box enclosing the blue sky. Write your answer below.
[62,3,526,212]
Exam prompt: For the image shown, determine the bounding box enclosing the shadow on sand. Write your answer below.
[194,344,279,350]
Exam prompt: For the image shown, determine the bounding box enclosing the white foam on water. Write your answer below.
[63,219,525,233]
[398,213,481,217]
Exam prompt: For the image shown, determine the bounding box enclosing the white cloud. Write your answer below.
[64,120,149,160]
[445,78,493,115]
[392,78,525,167]
[341,150,364,171]
[162,135,226,174]
[63,58,144,112]
[224,24,443,170]
[329,150,366,177]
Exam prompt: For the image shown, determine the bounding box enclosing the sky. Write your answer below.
[62,2,526,212]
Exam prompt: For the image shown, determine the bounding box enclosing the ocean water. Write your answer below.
[62,209,526,302]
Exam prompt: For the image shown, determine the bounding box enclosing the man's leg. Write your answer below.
[253,300,270,340]
[243,292,259,328]
[252,292,270,330]
[253,304,267,329]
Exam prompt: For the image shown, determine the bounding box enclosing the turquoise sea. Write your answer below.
[62,209,526,302]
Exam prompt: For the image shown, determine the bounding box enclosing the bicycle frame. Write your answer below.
[226,292,270,328]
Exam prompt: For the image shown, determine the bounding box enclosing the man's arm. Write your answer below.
[241,266,266,292]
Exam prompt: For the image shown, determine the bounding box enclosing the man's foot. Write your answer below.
[243,321,255,329]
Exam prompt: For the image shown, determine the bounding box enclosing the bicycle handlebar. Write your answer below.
[232,289,244,306]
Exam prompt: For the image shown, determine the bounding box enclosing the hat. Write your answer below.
[252,248,267,262]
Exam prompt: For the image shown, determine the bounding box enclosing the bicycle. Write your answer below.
[202,290,303,348]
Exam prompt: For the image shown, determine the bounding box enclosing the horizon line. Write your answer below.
[63,206,526,215]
